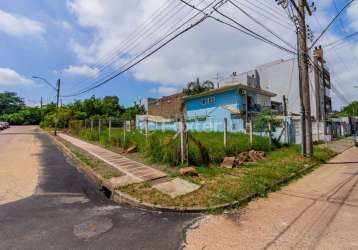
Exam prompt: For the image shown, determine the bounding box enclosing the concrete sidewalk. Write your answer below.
[326,136,354,154]
[59,133,199,197]
[184,145,358,249]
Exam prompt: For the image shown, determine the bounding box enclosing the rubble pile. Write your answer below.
[221,150,266,169]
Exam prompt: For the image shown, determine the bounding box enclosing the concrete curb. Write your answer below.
[47,130,334,213]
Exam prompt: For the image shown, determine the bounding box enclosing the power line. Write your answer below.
[238,0,294,30]
[181,0,296,54]
[307,56,349,105]
[71,0,195,91]
[323,31,358,49]
[310,0,356,48]
[62,0,224,97]
[229,0,296,50]
[65,0,207,95]
[212,6,296,55]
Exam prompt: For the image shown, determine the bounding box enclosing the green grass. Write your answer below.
[71,128,275,167]
[66,126,337,208]
[119,145,336,208]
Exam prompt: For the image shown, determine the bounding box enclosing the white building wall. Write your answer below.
[237,58,320,120]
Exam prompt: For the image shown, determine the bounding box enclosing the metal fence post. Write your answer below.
[268,121,272,146]
[123,120,126,148]
[180,119,185,165]
[224,118,228,147]
[249,120,253,146]
[145,118,149,142]
[98,119,101,139]
[108,118,112,137]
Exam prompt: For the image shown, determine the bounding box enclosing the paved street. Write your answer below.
[2,126,358,250]
[185,144,358,249]
[0,126,196,250]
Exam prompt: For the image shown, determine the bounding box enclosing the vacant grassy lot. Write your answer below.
[119,145,335,208]
[66,127,336,208]
[71,128,276,166]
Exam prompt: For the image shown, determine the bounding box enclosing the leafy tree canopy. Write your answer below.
[338,101,358,117]
[0,92,145,126]
[0,92,25,115]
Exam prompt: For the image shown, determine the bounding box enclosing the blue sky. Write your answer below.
[0,0,357,109]
[0,0,162,107]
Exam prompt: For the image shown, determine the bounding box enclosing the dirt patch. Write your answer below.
[0,126,40,205]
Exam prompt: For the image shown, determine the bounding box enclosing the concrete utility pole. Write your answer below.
[297,0,313,156]
[40,96,43,124]
[55,79,61,136]
[32,76,61,136]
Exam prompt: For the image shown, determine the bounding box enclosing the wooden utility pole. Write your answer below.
[283,95,289,143]
[54,79,61,136]
[297,0,313,156]
[40,96,43,124]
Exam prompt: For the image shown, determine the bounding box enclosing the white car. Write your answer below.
[0,122,9,130]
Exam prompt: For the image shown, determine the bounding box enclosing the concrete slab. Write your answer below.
[154,178,200,198]
[58,133,167,182]
[104,175,142,190]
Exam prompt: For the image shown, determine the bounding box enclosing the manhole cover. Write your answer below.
[74,216,113,240]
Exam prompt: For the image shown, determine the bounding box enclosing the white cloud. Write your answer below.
[63,65,99,78]
[67,0,294,82]
[0,68,33,86]
[66,0,358,109]
[151,86,179,96]
[0,9,45,37]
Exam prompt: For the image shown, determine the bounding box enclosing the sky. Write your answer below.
[0,0,357,109]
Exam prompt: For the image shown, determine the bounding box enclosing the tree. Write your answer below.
[102,96,124,117]
[338,101,358,117]
[183,78,214,96]
[0,92,25,115]
[121,104,145,120]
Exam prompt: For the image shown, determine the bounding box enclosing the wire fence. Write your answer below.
[68,116,308,166]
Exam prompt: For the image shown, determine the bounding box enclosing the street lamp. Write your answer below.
[32,76,61,136]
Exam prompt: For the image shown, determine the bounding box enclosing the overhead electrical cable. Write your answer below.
[212,6,296,54]
[72,0,197,90]
[240,0,294,30]
[62,0,225,97]
[310,0,356,48]
[323,31,358,49]
[180,0,296,54]
[229,0,296,50]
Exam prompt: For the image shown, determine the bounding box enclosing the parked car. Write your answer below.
[0,121,9,130]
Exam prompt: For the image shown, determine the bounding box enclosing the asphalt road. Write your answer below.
[0,126,197,250]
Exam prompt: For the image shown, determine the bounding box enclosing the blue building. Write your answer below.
[183,84,276,132]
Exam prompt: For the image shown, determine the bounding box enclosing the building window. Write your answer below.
[208,97,216,104]
[201,98,207,105]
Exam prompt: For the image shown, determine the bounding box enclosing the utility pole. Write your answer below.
[283,95,288,116]
[40,96,43,124]
[283,95,288,143]
[55,79,61,136]
[298,0,313,156]
[277,0,313,156]
[214,73,221,88]
[296,25,306,155]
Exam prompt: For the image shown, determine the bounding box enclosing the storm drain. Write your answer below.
[101,186,112,199]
